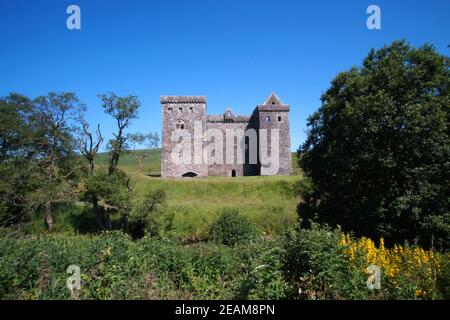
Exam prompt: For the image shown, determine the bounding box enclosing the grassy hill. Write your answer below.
[94,148,301,176]
[95,148,162,175]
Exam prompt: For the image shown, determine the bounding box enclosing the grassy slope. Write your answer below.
[27,149,302,238]
[95,148,301,175]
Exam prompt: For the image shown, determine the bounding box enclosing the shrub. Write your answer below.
[283,223,366,299]
[237,239,290,299]
[339,233,447,299]
[127,189,169,239]
[283,223,449,299]
[209,208,256,246]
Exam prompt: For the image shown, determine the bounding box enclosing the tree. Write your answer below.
[96,93,141,229]
[78,118,103,174]
[83,168,131,230]
[0,94,43,227]
[127,189,167,239]
[129,131,160,173]
[32,92,85,231]
[77,117,104,228]
[298,41,450,249]
[99,93,140,175]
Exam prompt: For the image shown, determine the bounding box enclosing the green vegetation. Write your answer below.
[1,40,448,300]
[95,148,161,176]
[299,40,450,249]
[209,208,257,246]
[1,227,447,300]
[21,170,300,239]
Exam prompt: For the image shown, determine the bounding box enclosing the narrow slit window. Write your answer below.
[278,116,282,122]
[266,115,270,122]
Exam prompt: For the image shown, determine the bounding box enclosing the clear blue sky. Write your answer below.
[1,0,449,151]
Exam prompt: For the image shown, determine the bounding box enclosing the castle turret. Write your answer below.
[256,93,292,175]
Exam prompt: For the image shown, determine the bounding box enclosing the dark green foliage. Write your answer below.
[237,239,289,299]
[437,258,450,299]
[0,92,84,229]
[128,189,169,239]
[283,224,376,299]
[0,232,284,299]
[298,41,450,248]
[83,168,131,211]
[209,208,256,246]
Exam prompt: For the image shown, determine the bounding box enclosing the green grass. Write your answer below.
[133,174,300,238]
[101,149,302,238]
[95,148,162,175]
[26,149,302,239]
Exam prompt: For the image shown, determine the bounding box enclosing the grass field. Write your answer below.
[25,149,302,239]
[99,149,302,238]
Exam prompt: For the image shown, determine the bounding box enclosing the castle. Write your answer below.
[161,93,292,178]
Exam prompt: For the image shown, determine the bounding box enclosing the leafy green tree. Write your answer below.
[32,92,85,231]
[0,93,83,231]
[0,93,35,162]
[95,93,141,228]
[0,94,40,227]
[83,168,132,230]
[99,93,140,175]
[298,41,450,249]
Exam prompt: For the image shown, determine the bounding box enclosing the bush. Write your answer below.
[127,189,169,239]
[237,239,290,299]
[209,208,256,246]
[283,223,449,299]
[0,232,274,299]
[283,224,366,299]
[298,40,450,249]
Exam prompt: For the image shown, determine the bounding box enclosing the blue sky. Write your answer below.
[1,0,449,151]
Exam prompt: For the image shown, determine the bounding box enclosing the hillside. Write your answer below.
[94,148,301,176]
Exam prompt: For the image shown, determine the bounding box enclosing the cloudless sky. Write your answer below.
[1,0,449,151]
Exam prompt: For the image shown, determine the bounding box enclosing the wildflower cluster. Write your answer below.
[339,234,446,299]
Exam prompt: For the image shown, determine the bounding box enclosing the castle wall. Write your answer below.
[257,107,292,176]
[206,121,250,177]
[161,96,208,178]
[161,94,291,178]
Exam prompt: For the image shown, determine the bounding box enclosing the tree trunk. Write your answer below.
[92,196,105,230]
[44,201,53,232]
[123,212,130,231]
[103,207,112,230]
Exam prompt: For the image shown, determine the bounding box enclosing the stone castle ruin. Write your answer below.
[161,93,292,178]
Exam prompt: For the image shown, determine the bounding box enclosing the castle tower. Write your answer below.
[161,96,208,178]
[256,93,292,175]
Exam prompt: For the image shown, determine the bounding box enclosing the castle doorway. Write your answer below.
[182,172,198,178]
[231,170,236,177]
